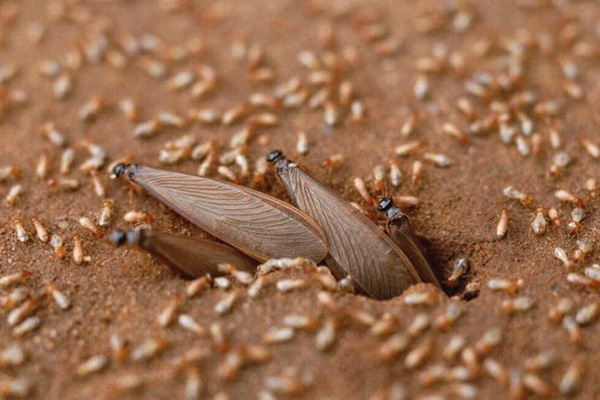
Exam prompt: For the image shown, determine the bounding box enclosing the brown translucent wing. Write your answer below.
[128,165,328,263]
[277,164,422,299]
[138,230,257,278]
[387,215,439,285]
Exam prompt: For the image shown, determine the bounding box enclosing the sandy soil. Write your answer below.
[0,0,599,398]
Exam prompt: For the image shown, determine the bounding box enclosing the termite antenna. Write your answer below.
[111,163,130,179]
[266,150,283,164]
[377,197,394,212]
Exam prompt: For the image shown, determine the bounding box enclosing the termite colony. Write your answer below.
[0,0,598,399]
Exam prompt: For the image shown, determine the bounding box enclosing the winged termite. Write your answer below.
[111,164,328,263]
[110,229,256,278]
[266,150,439,300]
[377,197,439,285]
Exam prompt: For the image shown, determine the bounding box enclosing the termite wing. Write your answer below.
[110,229,257,278]
[377,197,439,285]
[111,164,328,263]
[267,150,439,300]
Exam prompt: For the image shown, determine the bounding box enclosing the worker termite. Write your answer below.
[496,209,508,239]
[548,298,573,323]
[555,189,584,208]
[445,258,468,288]
[13,219,28,243]
[79,216,103,238]
[503,186,533,205]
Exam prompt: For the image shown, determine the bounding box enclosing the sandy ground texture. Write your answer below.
[0,0,600,398]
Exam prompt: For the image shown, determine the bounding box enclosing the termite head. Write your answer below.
[266,150,283,164]
[109,229,142,247]
[111,163,139,179]
[377,197,394,212]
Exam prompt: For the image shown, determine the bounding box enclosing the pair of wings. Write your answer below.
[128,166,328,263]
[276,162,437,300]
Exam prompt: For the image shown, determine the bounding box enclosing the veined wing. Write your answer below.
[139,230,257,278]
[282,165,421,299]
[129,165,328,263]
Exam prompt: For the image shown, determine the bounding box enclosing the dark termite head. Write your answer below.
[111,163,139,180]
[109,229,142,247]
[377,197,394,212]
[266,150,283,164]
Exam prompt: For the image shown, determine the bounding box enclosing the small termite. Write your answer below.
[404,291,438,306]
[178,315,206,336]
[46,284,70,310]
[411,161,423,186]
[13,219,28,243]
[51,234,67,259]
[523,373,553,397]
[487,278,521,294]
[47,178,80,191]
[133,120,163,138]
[263,327,295,344]
[502,297,534,315]
[407,313,431,337]
[13,317,40,337]
[503,186,533,205]
[414,75,430,100]
[1,287,29,310]
[0,165,19,182]
[562,315,583,344]
[0,345,26,367]
[315,317,337,352]
[322,153,344,170]
[0,271,32,288]
[496,209,509,239]
[54,74,72,99]
[401,111,419,137]
[475,328,502,356]
[443,335,466,362]
[5,184,22,206]
[554,247,573,270]
[446,258,468,288]
[119,99,139,122]
[483,358,509,385]
[404,338,433,370]
[559,361,582,395]
[531,209,547,235]
[157,294,180,328]
[131,339,167,361]
[79,217,103,238]
[72,234,86,265]
[7,299,36,326]
[158,111,186,129]
[35,153,50,179]
[79,96,105,122]
[222,104,250,126]
[395,140,425,157]
[442,123,469,144]
[123,211,154,224]
[98,200,114,228]
[555,189,584,207]
[77,355,108,377]
[215,292,240,315]
[297,131,308,155]
[186,276,212,298]
[575,302,600,325]
[40,122,67,147]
